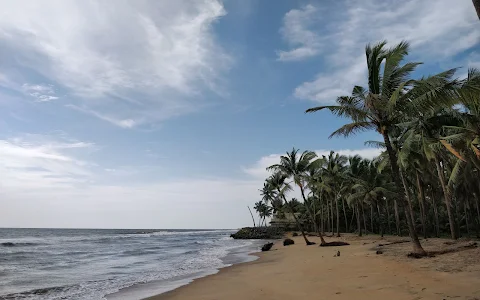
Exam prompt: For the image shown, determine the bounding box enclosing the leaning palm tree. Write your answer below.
[306,41,456,255]
[473,0,480,19]
[267,148,326,244]
[266,172,315,245]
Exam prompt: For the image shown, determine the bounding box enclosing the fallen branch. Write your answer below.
[408,242,478,259]
[320,241,350,247]
[378,240,410,247]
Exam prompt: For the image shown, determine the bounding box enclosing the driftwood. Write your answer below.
[320,241,350,247]
[378,240,410,247]
[408,242,478,259]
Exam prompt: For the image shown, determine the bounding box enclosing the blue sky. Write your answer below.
[0,0,478,229]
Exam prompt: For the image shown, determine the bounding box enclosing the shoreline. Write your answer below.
[144,248,271,300]
[108,238,268,300]
[146,234,480,300]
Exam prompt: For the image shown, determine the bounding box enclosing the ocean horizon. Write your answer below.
[0,228,263,299]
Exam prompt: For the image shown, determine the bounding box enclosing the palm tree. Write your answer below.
[321,151,348,237]
[473,0,480,19]
[398,106,462,239]
[348,160,396,236]
[267,148,326,244]
[265,172,315,245]
[306,41,457,255]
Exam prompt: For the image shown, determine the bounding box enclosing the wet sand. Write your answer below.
[147,234,480,300]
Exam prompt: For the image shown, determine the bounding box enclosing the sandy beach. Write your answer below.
[147,234,480,300]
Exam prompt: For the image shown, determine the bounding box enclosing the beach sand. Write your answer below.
[147,234,480,300]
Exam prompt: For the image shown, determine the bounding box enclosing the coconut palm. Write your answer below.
[265,172,314,245]
[321,151,348,237]
[473,0,480,19]
[305,41,458,255]
[267,148,326,244]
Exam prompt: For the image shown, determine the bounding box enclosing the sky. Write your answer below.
[0,0,479,229]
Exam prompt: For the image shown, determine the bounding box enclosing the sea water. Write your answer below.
[0,228,263,299]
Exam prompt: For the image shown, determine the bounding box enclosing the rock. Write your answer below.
[376,250,383,255]
[1,242,15,247]
[261,242,274,251]
[230,227,284,239]
[283,238,295,246]
[337,250,340,257]
[292,232,299,237]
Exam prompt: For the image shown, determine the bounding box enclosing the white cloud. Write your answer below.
[22,83,59,102]
[66,104,137,129]
[282,0,479,103]
[0,0,230,126]
[276,5,321,61]
[0,135,93,190]
[0,132,384,228]
[243,148,382,180]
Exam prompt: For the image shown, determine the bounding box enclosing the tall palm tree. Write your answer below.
[306,41,456,255]
[267,148,326,244]
[473,0,480,19]
[348,160,396,235]
[266,172,315,245]
[321,151,348,237]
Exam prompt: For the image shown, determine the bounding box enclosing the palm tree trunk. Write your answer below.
[473,0,480,19]
[299,185,326,244]
[335,193,341,237]
[382,130,426,255]
[321,201,325,234]
[330,198,334,235]
[377,201,384,237]
[278,192,311,245]
[370,204,374,234]
[434,156,458,239]
[361,201,367,234]
[349,205,356,233]
[416,171,427,239]
[474,193,480,237]
[393,199,401,235]
[464,199,470,236]
[386,198,392,234]
[247,206,256,227]
[356,202,362,237]
[400,171,416,228]
[327,200,331,233]
[342,197,349,233]
[431,190,441,238]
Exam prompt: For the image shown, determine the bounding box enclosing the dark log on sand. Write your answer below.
[320,241,350,247]
[408,242,478,259]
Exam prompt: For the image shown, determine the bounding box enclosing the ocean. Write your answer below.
[0,228,263,300]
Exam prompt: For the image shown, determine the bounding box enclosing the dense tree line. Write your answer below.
[259,41,480,256]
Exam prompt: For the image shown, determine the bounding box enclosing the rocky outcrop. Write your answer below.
[261,242,274,251]
[230,227,284,239]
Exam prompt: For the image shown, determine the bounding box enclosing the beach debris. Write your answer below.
[376,250,383,255]
[319,241,350,247]
[261,242,274,252]
[283,238,295,246]
[337,251,340,257]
